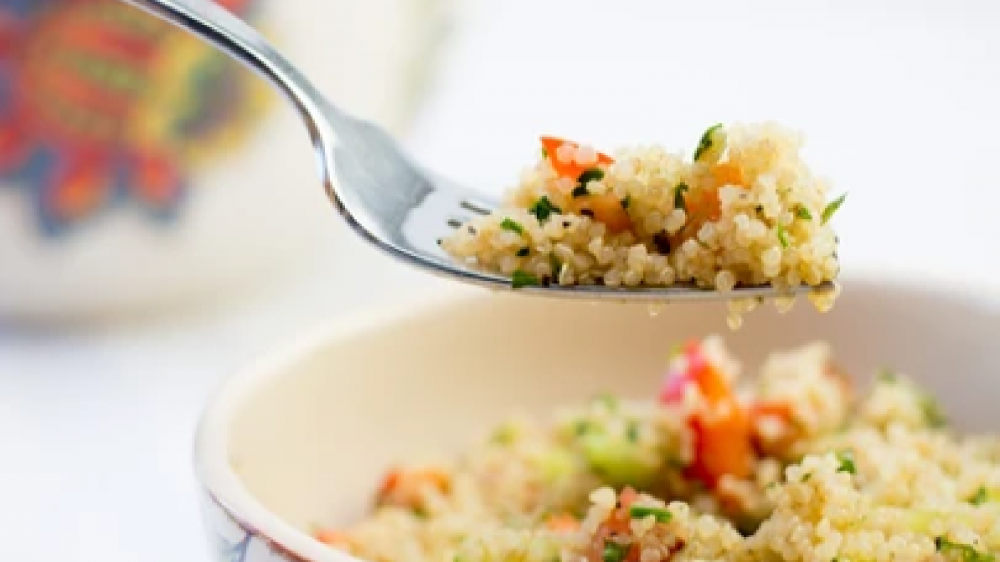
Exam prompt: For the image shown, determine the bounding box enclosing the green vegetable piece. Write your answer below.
[574,419,591,436]
[674,182,689,210]
[501,218,524,235]
[602,541,628,562]
[836,450,857,474]
[628,506,672,523]
[621,195,632,210]
[512,270,539,289]
[542,147,548,158]
[528,196,561,223]
[970,486,988,506]
[796,206,813,220]
[777,224,790,248]
[581,432,660,487]
[936,537,996,562]
[822,193,847,224]
[694,123,724,161]
[516,247,530,257]
[572,185,589,198]
[802,472,813,483]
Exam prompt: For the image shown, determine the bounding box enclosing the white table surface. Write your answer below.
[3,1,999,560]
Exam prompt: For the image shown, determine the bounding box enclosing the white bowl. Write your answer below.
[194,274,999,562]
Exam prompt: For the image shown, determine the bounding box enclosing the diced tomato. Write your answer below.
[711,162,744,187]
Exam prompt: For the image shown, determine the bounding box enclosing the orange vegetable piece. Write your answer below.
[545,513,581,533]
[711,162,744,187]
[572,193,632,234]
[315,529,352,550]
[540,136,614,180]
[685,358,753,487]
[375,467,450,507]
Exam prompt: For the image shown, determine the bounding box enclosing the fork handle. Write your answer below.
[122,0,339,136]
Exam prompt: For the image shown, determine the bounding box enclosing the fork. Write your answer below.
[123,0,836,302]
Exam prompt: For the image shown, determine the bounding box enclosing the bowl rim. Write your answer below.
[193,266,999,562]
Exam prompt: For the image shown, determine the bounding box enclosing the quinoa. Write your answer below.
[314,338,999,562]
[441,123,845,328]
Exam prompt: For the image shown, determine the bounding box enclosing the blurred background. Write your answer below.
[1,0,998,560]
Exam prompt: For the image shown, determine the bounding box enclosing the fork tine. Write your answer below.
[459,199,492,215]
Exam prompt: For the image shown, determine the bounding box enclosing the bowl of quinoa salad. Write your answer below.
[441,123,844,328]
[195,277,998,562]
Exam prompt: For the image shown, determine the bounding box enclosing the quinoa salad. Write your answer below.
[441,123,845,328]
[314,337,998,562]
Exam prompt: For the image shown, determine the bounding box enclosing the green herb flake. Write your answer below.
[970,486,988,506]
[821,193,847,224]
[836,450,857,475]
[621,195,632,210]
[625,421,640,443]
[674,182,689,211]
[512,270,540,289]
[802,472,813,483]
[541,147,548,158]
[593,393,619,411]
[516,247,530,257]
[602,540,629,562]
[528,196,562,223]
[796,206,813,220]
[920,394,948,428]
[777,224,790,248]
[550,254,562,277]
[500,218,524,235]
[878,368,898,383]
[572,185,590,198]
[574,419,591,436]
[490,425,517,445]
[628,506,672,523]
[694,123,723,161]
[578,167,605,184]
[935,537,996,562]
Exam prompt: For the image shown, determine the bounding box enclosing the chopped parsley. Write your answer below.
[920,394,948,428]
[674,182,689,210]
[578,167,605,184]
[572,185,590,197]
[516,247,530,257]
[801,472,813,483]
[621,195,632,210]
[602,540,629,562]
[500,218,524,235]
[574,419,591,436]
[796,206,813,220]
[593,393,619,410]
[822,193,847,224]
[836,450,857,474]
[935,537,996,562]
[878,368,898,383]
[970,486,988,506]
[628,506,672,523]
[511,270,539,289]
[694,123,723,161]
[777,224,790,248]
[528,196,561,223]
[625,420,640,443]
[541,146,548,158]
[550,254,562,277]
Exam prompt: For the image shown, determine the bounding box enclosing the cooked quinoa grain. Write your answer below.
[315,338,998,562]
[441,124,845,325]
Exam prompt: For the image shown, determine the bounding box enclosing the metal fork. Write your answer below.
[124,0,836,302]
